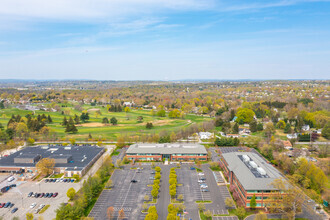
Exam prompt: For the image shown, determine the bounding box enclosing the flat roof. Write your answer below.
[222,152,284,191]
[0,145,104,171]
[126,143,207,155]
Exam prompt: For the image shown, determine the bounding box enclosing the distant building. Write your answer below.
[282,141,293,150]
[220,151,286,208]
[126,143,207,161]
[226,134,240,138]
[302,125,310,131]
[287,133,298,139]
[123,101,134,107]
[199,132,214,140]
[0,145,105,177]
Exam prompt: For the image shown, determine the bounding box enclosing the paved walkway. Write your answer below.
[156,165,172,220]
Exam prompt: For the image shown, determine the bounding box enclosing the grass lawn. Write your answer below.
[199,210,212,220]
[0,105,210,141]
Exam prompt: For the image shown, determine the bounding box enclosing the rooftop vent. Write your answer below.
[249,161,258,169]
[242,155,250,162]
[257,167,267,176]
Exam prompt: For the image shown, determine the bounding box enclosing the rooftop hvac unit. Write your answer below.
[249,160,258,169]
[242,155,250,162]
[257,167,267,175]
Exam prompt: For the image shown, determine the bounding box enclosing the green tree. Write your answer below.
[102,117,109,124]
[67,187,76,200]
[276,120,286,129]
[236,108,255,124]
[321,122,330,139]
[284,123,292,133]
[254,212,268,220]
[249,120,258,132]
[146,122,153,129]
[233,123,239,134]
[225,197,235,207]
[157,109,166,117]
[110,117,118,125]
[236,207,246,220]
[257,123,264,131]
[65,117,78,133]
[250,194,257,209]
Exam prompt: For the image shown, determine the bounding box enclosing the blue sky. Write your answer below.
[0,0,329,80]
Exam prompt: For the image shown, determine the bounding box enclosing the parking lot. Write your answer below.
[89,166,154,220]
[175,164,230,219]
[0,176,80,219]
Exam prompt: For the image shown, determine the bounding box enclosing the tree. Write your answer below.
[67,187,76,200]
[264,122,275,140]
[198,203,206,211]
[118,209,125,220]
[249,120,257,132]
[204,210,212,218]
[137,116,143,122]
[225,197,235,208]
[62,116,68,126]
[110,117,118,125]
[268,178,305,220]
[276,120,286,129]
[321,122,330,139]
[250,194,257,209]
[236,206,246,220]
[27,138,35,145]
[257,123,264,131]
[80,112,90,123]
[146,122,153,129]
[26,213,34,220]
[254,212,268,220]
[36,158,55,175]
[157,109,166,117]
[233,123,239,134]
[284,123,292,133]
[102,117,109,124]
[65,117,78,133]
[177,194,184,201]
[107,206,114,220]
[236,108,255,124]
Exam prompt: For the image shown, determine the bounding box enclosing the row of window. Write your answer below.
[247,190,272,193]
[246,203,263,207]
[247,196,268,200]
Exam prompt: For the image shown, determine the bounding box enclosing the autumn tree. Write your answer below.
[26,213,34,220]
[67,187,76,200]
[225,197,235,208]
[36,158,55,175]
[118,209,125,220]
[107,206,114,220]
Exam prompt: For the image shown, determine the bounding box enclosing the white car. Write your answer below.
[7,176,15,182]
[198,173,204,176]
[30,203,36,209]
[197,180,205,183]
[200,184,208,188]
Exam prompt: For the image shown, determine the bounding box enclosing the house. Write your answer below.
[302,125,310,131]
[287,133,298,139]
[226,134,240,138]
[282,141,293,150]
[199,132,214,140]
[123,101,134,107]
[239,128,251,135]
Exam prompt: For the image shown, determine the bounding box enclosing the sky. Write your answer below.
[0,0,330,80]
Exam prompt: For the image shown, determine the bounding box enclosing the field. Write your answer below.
[0,104,210,141]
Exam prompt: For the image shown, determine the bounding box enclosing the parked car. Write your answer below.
[198,173,204,176]
[149,176,155,180]
[150,171,155,174]
[30,203,36,209]
[9,203,14,208]
[49,193,53,197]
[131,179,137,183]
[4,202,11,208]
[190,167,196,170]
[44,179,49,183]
[40,193,45,198]
[7,176,15,182]
[28,192,33,197]
[71,179,75,183]
[34,208,40,214]
[53,192,58,197]
[0,203,5,208]
[197,180,205,183]
[11,207,18,213]
[199,177,206,180]
[45,193,49,197]
[200,185,208,188]
[201,189,209,192]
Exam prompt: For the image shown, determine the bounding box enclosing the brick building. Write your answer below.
[220,151,285,208]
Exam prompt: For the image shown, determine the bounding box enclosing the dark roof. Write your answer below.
[0,145,104,171]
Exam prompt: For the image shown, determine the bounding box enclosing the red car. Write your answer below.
[0,203,5,208]
[53,192,58,197]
